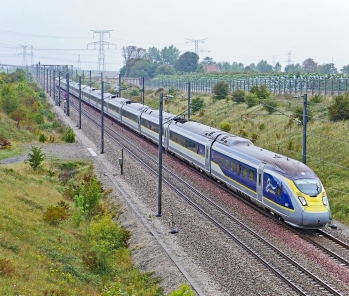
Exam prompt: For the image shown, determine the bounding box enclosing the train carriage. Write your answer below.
[168,119,223,172]
[120,102,146,133]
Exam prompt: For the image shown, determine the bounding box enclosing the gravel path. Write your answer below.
[3,93,349,295]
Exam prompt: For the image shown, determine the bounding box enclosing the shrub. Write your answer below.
[263,99,278,114]
[191,97,205,113]
[62,126,75,143]
[245,93,259,107]
[27,146,45,170]
[309,94,324,105]
[250,84,270,99]
[88,214,131,273]
[328,93,349,121]
[292,105,312,122]
[43,203,69,226]
[231,89,245,103]
[39,133,48,143]
[213,81,229,100]
[219,121,232,132]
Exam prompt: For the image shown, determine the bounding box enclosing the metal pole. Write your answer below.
[187,81,191,120]
[79,76,82,129]
[50,70,52,97]
[89,71,91,87]
[58,72,61,106]
[43,65,46,90]
[119,73,122,97]
[101,74,104,154]
[142,76,145,104]
[66,73,70,116]
[157,93,163,217]
[53,70,56,105]
[302,94,307,164]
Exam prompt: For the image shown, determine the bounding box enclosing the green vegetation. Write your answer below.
[0,160,164,295]
[213,81,229,100]
[0,69,64,158]
[27,145,45,170]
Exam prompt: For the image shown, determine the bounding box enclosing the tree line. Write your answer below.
[119,45,349,78]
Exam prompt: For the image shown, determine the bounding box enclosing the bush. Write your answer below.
[213,81,229,100]
[39,133,47,143]
[328,93,349,121]
[263,99,278,114]
[87,214,131,273]
[191,97,205,113]
[27,146,45,170]
[309,94,324,105]
[43,203,69,226]
[231,89,245,103]
[250,84,270,99]
[62,126,75,143]
[219,121,232,132]
[292,105,312,122]
[245,93,259,107]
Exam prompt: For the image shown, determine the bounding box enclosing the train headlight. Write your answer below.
[322,195,328,206]
[298,196,308,206]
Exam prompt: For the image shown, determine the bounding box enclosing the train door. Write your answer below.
[257,163,266,202]
[163,125,169,151]
[204,142,211,174]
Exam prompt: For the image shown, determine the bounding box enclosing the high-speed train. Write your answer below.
[59,79,331,229]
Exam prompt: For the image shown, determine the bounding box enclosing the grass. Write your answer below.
[0,160,167,295]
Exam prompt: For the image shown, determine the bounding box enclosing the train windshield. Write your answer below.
[294,179,322,196]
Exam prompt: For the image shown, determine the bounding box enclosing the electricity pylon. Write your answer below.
[87,30,116,71]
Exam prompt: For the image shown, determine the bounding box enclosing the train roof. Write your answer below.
[171,119,225,140]
[142,108,175,123]
[234,144,317,180]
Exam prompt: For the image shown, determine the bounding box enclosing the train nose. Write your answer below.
[302,209,330,228]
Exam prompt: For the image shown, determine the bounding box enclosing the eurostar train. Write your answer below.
[59,79,331,229]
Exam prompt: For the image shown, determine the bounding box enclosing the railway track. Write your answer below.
[65,96,346,295]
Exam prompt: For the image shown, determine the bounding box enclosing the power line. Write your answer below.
[87,30,117,71]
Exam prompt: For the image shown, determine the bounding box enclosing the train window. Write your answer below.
[231,161,235,172]
[236,164,241,175]
[206,148,208,158]
[242,167,248,178]
[225,159,230,169]
[276,186,282,197]
[249,170,254,181]
[220,157,224,166]
[259,174,261,186]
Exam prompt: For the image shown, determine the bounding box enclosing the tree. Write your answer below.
[328,93,349,121]
[128,59,156,78]
[340,65,349,75]
[121,46,146,64]
[250,85,270,99]
[230,62,244,73]
[161,45,180,66]
[244,63,258,73]
[146,47,162,65]
[302,58,318,73]
[174,52,199,72]
[231,89,245,103]
[213,81,229,100]
[273,62,282,72]
[284,63,301,73]
[318,63,337,75]
[217,61,231,72]
[27,146,45,170]
[155,64,176,75]
[257,60,273,73]
[191,97,205,113]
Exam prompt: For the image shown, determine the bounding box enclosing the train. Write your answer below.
[58,78,331,229]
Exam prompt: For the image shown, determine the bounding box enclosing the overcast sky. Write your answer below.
[0,0,348,72]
